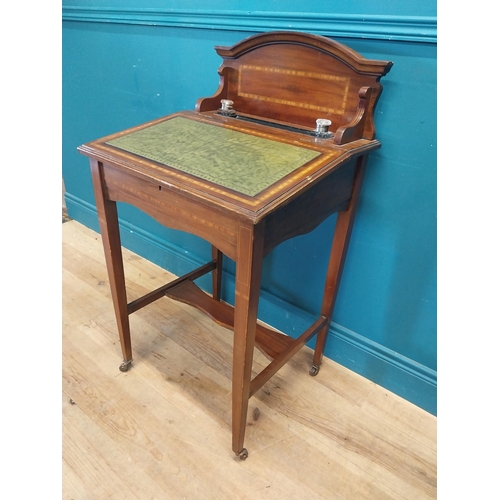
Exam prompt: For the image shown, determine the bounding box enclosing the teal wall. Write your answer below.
[62,2,437,414]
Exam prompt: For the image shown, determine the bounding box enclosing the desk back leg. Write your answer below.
[312,155,368,373]
[90,160,133,372]
[211,246,223,301]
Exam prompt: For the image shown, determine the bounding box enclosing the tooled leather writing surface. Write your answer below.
[106,115,321,197]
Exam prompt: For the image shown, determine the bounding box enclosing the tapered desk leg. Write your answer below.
[232,223,264,459]
[312,156,368,373]
[212,246,223,301]
[90,160,133,372]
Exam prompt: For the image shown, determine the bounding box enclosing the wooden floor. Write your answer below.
[62,220,437,500]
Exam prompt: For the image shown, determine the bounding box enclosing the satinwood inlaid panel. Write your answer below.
[237,64,350,117]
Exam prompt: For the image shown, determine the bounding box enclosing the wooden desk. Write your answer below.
[78,31,392,459]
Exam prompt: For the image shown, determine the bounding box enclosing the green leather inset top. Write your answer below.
[106,117,321,197]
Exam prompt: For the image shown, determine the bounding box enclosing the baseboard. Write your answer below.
[65,193,437,415]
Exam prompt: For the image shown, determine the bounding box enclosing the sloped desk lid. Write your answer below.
[79,111,380,219]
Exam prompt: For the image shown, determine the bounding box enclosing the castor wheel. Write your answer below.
[119,360,132,372]
[309,364,320,376]
[238,448,249,460]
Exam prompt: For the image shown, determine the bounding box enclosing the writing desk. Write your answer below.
[78,31,392,459]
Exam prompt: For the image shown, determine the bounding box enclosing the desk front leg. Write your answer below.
[232,222,264,459]
[90,160,133,372]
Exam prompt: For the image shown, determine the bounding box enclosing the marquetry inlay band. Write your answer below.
[238,65,350,115]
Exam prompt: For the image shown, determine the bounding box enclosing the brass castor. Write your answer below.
[309,364,320,376]
[119,360,132,372]
[238,448,249,460]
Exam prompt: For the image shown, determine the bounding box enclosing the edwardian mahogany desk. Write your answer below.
[78,31,392,459]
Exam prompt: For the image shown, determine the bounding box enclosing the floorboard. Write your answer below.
[62,220,437,499]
